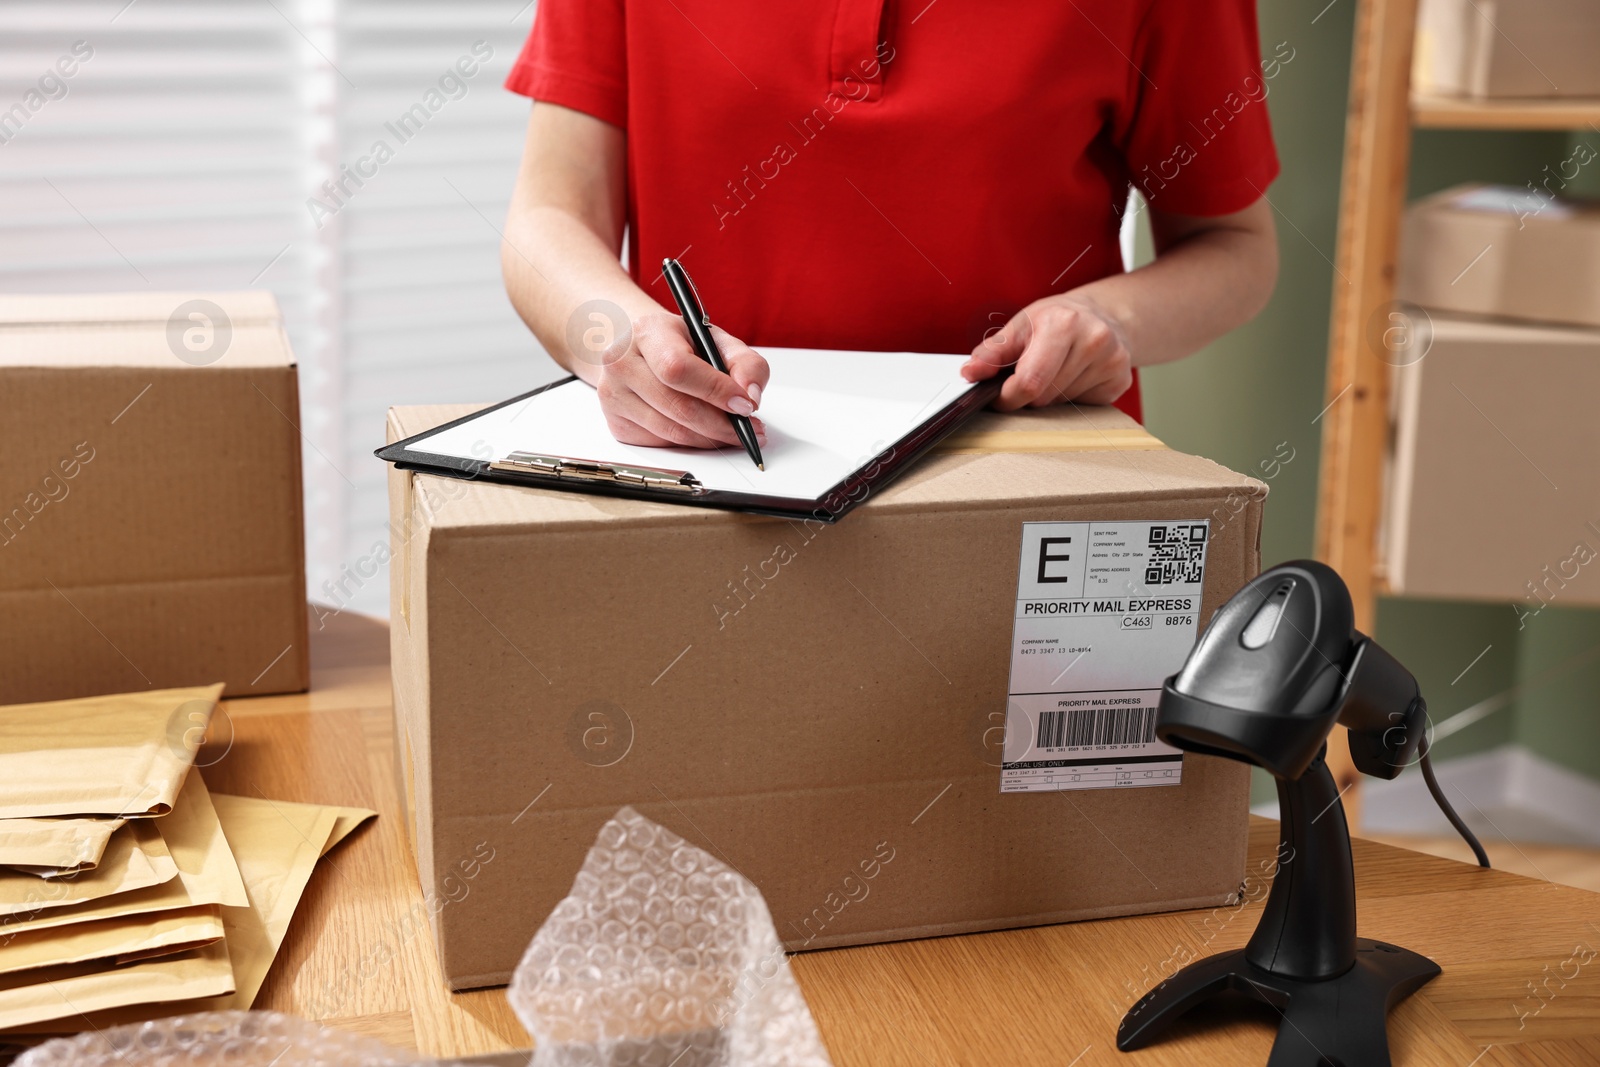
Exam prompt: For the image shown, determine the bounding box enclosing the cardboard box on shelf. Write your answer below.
[0,291,308,703]
[1414,0,1600,99]
[1399,185,1600,330]
[386,399,1268,989]
[1386,313,1600,609]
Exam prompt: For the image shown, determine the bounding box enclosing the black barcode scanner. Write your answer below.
[1155,560,1427,781]
[1116,561,1487,1067]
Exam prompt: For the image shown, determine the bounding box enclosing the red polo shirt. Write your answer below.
[507,0,1281,423]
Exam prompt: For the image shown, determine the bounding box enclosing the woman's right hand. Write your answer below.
[594,311,769,449]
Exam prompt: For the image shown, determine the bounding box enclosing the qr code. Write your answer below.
[1145,524,1207,585]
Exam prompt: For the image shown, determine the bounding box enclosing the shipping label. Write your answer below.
[1000,520,1209,793]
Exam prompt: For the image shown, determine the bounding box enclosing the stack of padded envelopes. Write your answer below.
[0,685,372,1033]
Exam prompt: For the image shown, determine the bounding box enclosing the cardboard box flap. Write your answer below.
[0,291,292,369]
[0,291,282,327]
[386,402,1267,533]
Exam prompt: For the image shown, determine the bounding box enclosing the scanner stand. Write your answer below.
[1115,754,1440,1066]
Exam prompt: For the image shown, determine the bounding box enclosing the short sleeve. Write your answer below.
[504,0,628,129]
[1119,0,1282,216]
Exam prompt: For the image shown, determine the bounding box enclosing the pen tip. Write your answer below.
[757,463,765,471]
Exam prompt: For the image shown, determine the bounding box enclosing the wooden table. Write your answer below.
[212,613,1600,1065]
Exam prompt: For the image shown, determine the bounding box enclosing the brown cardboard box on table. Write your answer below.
[387,400,1267,989]
[1399,185,1600,329]
[0,291,308,703]
[1386,313,1600,608]
[1414,0,1600,99]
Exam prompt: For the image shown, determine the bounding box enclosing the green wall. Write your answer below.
[1136,2,1600,804]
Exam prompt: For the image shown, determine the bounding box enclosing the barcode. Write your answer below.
[1145,523,1206,585]
[1035,706,1158,749]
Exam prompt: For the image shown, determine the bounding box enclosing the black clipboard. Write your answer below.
[376,372,1004,523]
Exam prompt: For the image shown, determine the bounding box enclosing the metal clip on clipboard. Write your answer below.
[488,451,704,494]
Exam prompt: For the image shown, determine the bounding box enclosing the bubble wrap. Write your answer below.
[14,1010,431,1067]
[507,807,834,1067]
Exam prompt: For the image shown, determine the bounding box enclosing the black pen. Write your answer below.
[661,257,765,471]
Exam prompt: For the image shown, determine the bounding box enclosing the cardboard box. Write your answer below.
[387,401,1266,989]
[0,291,308,703]
[1400,185,1600,330]
[1386,313,1600,609]
[1414,0,1600,99]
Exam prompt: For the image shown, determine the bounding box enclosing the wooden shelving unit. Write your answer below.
[1315,0,1597,818]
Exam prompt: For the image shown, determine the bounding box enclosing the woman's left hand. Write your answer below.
[960,293,1134,411]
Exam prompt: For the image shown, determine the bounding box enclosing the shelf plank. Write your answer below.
[1413,93,1600,130]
